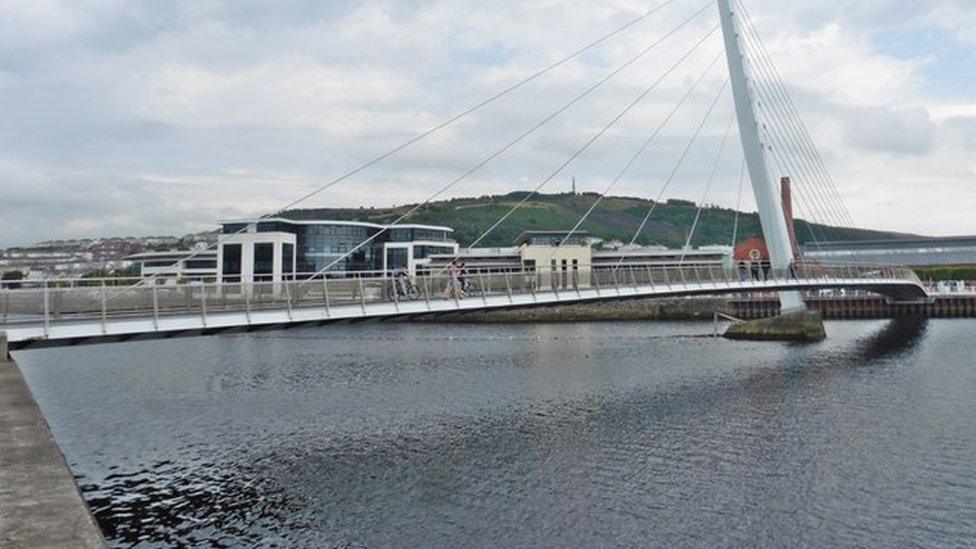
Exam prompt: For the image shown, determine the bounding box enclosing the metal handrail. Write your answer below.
[0,263,925,330]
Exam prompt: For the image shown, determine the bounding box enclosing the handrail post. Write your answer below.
[480,274,487,305]
[101,282,109,334]
[529,269,538,302]
[43,282,50,338]
[423,273,431,310]
[151,284,159,331]
[200,284,208,328]
[611,268,621,295]
[322,277,331,318]
[551,266,560,300]
[663,266,672,291]
[505,271,513,303]
[245,283,252,324]
[593,268,602,296]
[646,265,655,292]
[284,281,294,321]
[358,276,367,314]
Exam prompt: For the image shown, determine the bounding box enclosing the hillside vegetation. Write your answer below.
[282,192,914,249]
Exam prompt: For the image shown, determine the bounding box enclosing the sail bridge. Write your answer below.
[0,0,930,350]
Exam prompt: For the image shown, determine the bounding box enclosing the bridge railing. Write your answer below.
[0,263,922,331]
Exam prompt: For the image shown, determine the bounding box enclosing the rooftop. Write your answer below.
[125,250,216,261]
[514,230,590,247]
[219,217,454,233]
[804,236,976,252]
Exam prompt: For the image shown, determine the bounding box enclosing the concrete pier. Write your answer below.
[0,353,105,547]
[723,310,827,343]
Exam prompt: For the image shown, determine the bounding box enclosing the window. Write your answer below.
[282,243,294,278]
[143,260,178,268]
[254,243,274,282]
[184,260,216,269]
[222,244,242,283]
[387,248,408,270]
[414,245,455,259]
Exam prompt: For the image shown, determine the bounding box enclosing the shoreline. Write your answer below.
[0,355,105,548]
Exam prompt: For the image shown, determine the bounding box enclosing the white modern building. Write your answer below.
[216,217,459,283]
[125,250,219,284]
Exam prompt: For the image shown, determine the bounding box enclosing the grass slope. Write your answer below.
[282,192,916,248]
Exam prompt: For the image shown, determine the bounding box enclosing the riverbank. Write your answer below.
[410,295,976,323]
[411,297,734,323]
[0,354,105,548]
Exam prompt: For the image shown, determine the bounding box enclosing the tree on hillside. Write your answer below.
[2,270,25,289]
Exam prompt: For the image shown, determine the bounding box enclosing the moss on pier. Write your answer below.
[723,310,826,342]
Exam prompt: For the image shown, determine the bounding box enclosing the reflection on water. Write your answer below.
[15,320,976,547]
[856,316,929,360]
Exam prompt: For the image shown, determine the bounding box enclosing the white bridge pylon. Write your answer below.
[718,0,803,313]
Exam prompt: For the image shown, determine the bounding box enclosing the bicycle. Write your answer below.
[387,278,420,301]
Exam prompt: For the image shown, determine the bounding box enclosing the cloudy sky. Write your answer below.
[0,0,974,247]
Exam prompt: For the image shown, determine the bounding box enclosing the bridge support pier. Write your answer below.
[1,331,7,360]
[723,310,826,342]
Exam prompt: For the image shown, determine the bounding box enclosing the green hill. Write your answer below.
[281,192,915,248]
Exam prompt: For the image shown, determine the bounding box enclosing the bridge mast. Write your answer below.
[717,0,805,312]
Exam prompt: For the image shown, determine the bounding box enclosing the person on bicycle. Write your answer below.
[444,260,462,298]
[394,265,410,297]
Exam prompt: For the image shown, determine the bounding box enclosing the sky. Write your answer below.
[0,0,974,247]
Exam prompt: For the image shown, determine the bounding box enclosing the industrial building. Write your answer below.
[801,236,976,268]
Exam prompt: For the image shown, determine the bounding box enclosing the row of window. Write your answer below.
[220,243,295,282]
[141,259,217,269]
[221,222,452,243]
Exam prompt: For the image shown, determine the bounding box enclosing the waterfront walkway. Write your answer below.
[0,355,105,547]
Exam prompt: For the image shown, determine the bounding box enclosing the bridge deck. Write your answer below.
[0,265,926,348]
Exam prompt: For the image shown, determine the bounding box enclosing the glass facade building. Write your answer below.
[220,218,457,275]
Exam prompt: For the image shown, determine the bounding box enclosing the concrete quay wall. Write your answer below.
[412,295,976,324]
[0,351,105,547]
[413,297,735,323]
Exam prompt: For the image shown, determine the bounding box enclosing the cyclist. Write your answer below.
[393,265,410,297]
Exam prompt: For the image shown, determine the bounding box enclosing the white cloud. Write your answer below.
[0,0,973,246]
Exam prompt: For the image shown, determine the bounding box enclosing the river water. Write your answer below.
[14,319,976,547]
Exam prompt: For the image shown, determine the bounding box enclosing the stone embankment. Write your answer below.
[415,297,735,323]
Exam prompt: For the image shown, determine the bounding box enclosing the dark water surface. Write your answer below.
[14,319,976,547]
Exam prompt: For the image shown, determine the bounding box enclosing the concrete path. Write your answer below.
[0,358,105,548]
